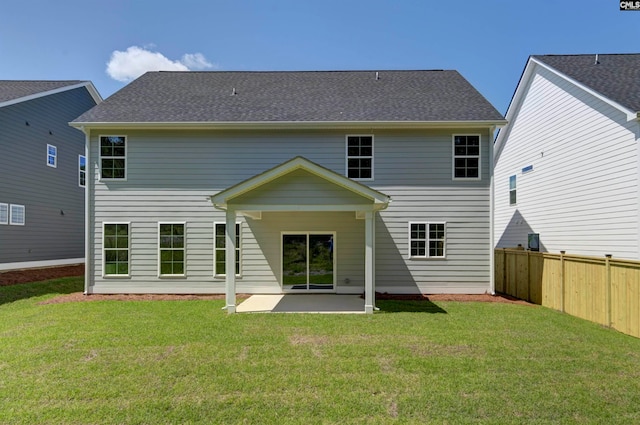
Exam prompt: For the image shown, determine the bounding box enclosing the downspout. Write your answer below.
[489,126,496,295]
[81,126,91,295]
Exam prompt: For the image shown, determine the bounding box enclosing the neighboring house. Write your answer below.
[494,54,640,259]
[70,70,505,312]
[0,81,102,270]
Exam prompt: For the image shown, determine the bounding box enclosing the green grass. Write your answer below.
[1,278,640,424]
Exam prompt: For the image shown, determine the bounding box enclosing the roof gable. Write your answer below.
[0,81,102,108]
[210,156,390,211]
[73,70,504,126]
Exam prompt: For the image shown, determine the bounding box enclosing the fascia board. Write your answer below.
[69,119,507,131]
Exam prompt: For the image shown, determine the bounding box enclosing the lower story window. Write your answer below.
[0,203,8,224]
[215,223,241,276]
[159,223,185,276]
[104,223,129,276]
[409,222,446,258]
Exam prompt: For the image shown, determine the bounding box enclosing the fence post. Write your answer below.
[527,250,531,302]
[560,251,566,313]
[605,254,612,328]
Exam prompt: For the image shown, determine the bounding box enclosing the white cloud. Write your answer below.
[106,46,215,82]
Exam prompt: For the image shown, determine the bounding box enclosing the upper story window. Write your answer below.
[346,135,373,180]
[47,144,57,168]
[100,136,126,180]
[509,175,517,205]
[159,223,185,276]
[0,203,8,225]
[10,204,25,226]
[79,155,87,187]
[453,135,480,179]
[409,222,446,258]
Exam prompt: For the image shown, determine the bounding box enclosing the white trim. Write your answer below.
[102,222,131,278]
[0,258,84,271]
[70,120,507,131]
[9,204,25,225]
[452,134,481,180]
[408,222,447,259]
[0,81,102,109]
[83,132,90,294]
[78,154,86,188]
[489,125,496,296]
[0,203,8,225]
[214,221,242,278]
[47,144,57,168]
[157,222,187,278]
[98,135,127,181]
[280,231,337,293]
[345,134,374,181]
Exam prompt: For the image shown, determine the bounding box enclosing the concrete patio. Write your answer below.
[236,294,367,314]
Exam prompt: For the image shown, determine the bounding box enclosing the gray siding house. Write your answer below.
[71,70,505,312]
[0,81,101,270]
[495,54,640,259]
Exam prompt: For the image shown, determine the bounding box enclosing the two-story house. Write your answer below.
[494,54,640,259]
[0,81,101,270]
[71,70,505,312]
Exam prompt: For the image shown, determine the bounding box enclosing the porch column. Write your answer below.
[364,211,374,314]
[225,208,236,313]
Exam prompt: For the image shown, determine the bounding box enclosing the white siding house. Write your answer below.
[71,70,505,312]
[494,54,640,259]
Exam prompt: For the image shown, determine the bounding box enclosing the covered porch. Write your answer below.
[210,156,390,314]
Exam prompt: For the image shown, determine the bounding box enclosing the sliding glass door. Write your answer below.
[282,233,334,291]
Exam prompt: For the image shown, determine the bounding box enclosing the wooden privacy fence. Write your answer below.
[495,249,640,339]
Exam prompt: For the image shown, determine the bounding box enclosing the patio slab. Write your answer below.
[236,294,366,313]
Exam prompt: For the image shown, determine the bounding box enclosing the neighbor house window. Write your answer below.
[453,135,480,179]
[0,203,8,225]
[409,222,446,258]
[509,175,517,205]
[159,223,185,276]
[9,204,25,225]
[215,223,241,276]
[103,223,130,276]
[79,155,86,187]
[100,135,126,180]
[346,135,373,180]
[47,144,57,168]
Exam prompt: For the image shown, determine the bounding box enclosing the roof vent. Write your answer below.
[375,72,380,80]
[231,87,237,96]
[595,54,599,65]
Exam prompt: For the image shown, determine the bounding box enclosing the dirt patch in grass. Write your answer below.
[374,292,532,305]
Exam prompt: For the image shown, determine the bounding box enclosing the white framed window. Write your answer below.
[409,222,446,258]
[453,134,480,179]
[509,175,517,205]
[47,144,57,168]
[158,223,186,276]
[103,223,130,276]
[346,135,374,180]
[79,155,87,187]
[99,135,126,180]
[9,204,25,226]
[214,222,241,276]
[0,203,8,225]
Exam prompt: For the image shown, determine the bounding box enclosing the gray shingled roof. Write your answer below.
[533,54,640,112]
[0,80,84,104]
[73,70,504,124]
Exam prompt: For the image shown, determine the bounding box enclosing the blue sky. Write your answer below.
[0,0,638,114]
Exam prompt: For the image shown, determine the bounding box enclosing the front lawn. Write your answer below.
[1,278,639,424]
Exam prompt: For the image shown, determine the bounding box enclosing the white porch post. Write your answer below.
[225,208,236,313]
[364,211,374,314]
